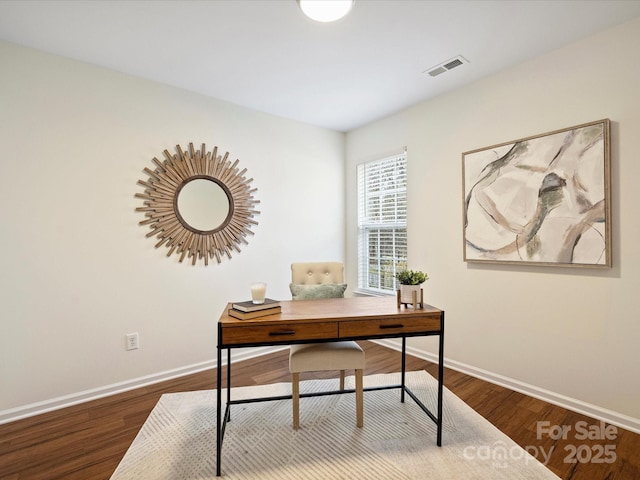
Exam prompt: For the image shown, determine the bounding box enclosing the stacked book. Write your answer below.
[228,298,281,320]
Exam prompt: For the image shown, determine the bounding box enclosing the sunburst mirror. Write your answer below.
[135,143,259,265]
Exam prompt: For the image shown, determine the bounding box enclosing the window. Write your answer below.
[357,150,407,294]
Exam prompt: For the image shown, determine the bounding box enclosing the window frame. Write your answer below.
[356,150,408,295]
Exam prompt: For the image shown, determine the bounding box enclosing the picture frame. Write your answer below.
[462,119,611,268]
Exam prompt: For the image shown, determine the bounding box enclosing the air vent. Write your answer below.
[424,55,468,77]
[427,66,447,77]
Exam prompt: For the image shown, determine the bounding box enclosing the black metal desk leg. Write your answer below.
[437,312,445,446]
[226,348,231,421]
[216,339,222,476]
[401,337,406,403]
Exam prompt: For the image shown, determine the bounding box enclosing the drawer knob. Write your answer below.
[379,324,404,329]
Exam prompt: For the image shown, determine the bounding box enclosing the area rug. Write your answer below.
[111,371,559,479]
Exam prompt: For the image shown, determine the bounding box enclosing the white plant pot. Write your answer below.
[400,284,422,304]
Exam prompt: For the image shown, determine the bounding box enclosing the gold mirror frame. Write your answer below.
[135,143,259,265]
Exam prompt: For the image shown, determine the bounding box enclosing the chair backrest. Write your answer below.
[291,262,344,285]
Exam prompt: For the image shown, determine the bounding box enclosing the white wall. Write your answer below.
[346,18,640,426]
[3,16,639,429]
[0,41,345,419]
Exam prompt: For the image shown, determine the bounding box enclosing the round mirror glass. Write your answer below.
[176,178,230,231]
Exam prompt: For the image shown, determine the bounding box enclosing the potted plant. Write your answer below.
[395,269,428,305]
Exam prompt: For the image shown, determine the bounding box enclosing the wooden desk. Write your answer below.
[216,296,445,476]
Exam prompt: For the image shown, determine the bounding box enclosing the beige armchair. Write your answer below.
[288,262,365,430]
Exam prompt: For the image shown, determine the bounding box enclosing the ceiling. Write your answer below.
[1,0,640,132]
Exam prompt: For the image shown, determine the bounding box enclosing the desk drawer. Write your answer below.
[221,322,338,346]
[340,317,441,338]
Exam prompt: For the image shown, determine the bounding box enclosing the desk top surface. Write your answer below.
[219,296,443,326]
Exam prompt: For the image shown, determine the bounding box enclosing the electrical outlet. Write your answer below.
[126,333,139,351]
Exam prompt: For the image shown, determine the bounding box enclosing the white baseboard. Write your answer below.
[0,346,286,425]
[4,341,639,436]
[373,339,640,435]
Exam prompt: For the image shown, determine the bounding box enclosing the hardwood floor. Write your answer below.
[1,341,638,479]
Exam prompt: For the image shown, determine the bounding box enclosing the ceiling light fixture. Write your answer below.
[298,0,354,22]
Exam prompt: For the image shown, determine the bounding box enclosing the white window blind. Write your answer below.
[357,151,407,293]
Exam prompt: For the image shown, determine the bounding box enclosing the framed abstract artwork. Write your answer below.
[462,119,611,268]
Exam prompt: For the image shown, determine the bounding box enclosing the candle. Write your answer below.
[251,282,267,304]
